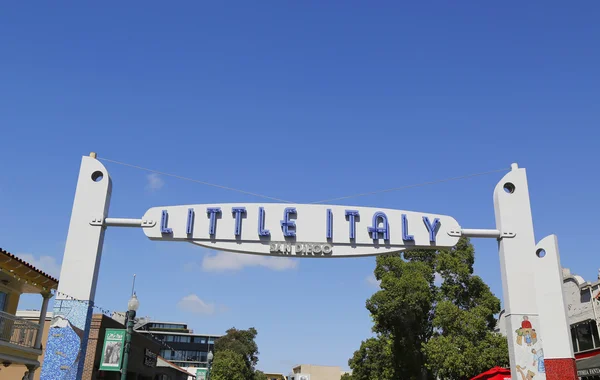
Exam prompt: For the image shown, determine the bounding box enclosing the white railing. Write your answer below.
[0,310,40,349]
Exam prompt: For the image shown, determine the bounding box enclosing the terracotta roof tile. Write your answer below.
[0,247,59,287]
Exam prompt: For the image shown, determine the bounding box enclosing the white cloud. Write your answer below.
[15,254,61,278]
[200,251,298,272]
[146,173,164,191]
[177,294,219,315]
[183,262,202,272]
[366,274,381,287]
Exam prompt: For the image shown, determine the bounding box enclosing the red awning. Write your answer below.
[471,366,511,380]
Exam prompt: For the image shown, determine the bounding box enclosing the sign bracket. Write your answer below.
[447,228,516,239]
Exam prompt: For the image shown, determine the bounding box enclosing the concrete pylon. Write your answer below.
[41,155,112,379]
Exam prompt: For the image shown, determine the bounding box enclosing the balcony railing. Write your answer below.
[0,310,40,349]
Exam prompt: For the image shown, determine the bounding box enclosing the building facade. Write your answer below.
[0,248,57,380]
[288,364,346,380]
[264,373,286,380]
[496,267,600,360]
[134,319,219,375]
[4,311,191,380]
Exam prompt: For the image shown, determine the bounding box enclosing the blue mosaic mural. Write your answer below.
[40,300,93,379]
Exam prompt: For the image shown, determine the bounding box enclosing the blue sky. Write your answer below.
[1,2,599,374]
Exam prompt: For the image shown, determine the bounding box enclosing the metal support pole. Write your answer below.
[207,351,214,380]
[121,310,136,380]
[104,218,144,227]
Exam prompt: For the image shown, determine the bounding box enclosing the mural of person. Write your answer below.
[516,328,524,346]
[522,316,533,329]
[525,330,532,346]
[515,316,536,347]
[516,365,535,380]
[532,348,545,373]
[531,329,538,345]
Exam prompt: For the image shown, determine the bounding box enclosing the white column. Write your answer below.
[41,154,112,380]
[34,292,51,349]
[494,164,545,379]
[534,235,577,378]
[55,155,112,302]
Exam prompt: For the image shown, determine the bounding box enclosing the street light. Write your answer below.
[121,293,139,380]
[207,350,214,380]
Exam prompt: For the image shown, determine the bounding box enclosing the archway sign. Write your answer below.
[41,155,577,380]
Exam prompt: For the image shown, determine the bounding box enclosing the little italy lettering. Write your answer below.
[142,204,461,257]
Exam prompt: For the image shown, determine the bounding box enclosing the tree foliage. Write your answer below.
[347,336,393,380]
[210,350,247,380]
[214,327,265,380]
[340,374,353,380]
[253,370,268,380]
[349,237,509,380]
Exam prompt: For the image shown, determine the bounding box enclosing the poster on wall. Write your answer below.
[99,329,126,371]
[196,368,208,380]
[144,348,157,367]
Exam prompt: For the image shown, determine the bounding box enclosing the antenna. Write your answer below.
[131,274,136,297]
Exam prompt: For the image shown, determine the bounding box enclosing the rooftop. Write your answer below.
[16,310,54,319]
[157,356,196,377]
[135,319,221,337]
[136,329,221,337]
[0,247,59,292]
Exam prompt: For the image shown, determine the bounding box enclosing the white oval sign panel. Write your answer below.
[142,204,460,257]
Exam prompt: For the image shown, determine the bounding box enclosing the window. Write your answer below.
[571,320,600,352]
[194,337,206,344]
[199,352,208,362]
[208,338,215,344]
[577,323,594,351]
[0,292,7,311]
[151,323,186,329]
[581,289,592,303]
[164,335,191,343]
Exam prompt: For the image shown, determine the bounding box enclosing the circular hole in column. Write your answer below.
[536,249,546,258]
[503,182,515,194]
[91,171,104,182]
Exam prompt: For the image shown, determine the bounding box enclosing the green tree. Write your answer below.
[253,370,268,380]
[350,237,508,380]
[210,350,247,380]
[340,373,353,380]
[364,247,437,379]
[214,327,261,380]
[422,238,509,379]
[348,336,393,380]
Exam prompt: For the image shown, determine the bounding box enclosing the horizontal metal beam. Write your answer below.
[448,228,515,239]
[104,218,144,227]
[90,218,156,227]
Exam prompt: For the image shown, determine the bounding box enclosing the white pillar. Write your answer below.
[494,164,545,379]
[534,235,577,379]
[34,292,51,349]
[41,155,112,380]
